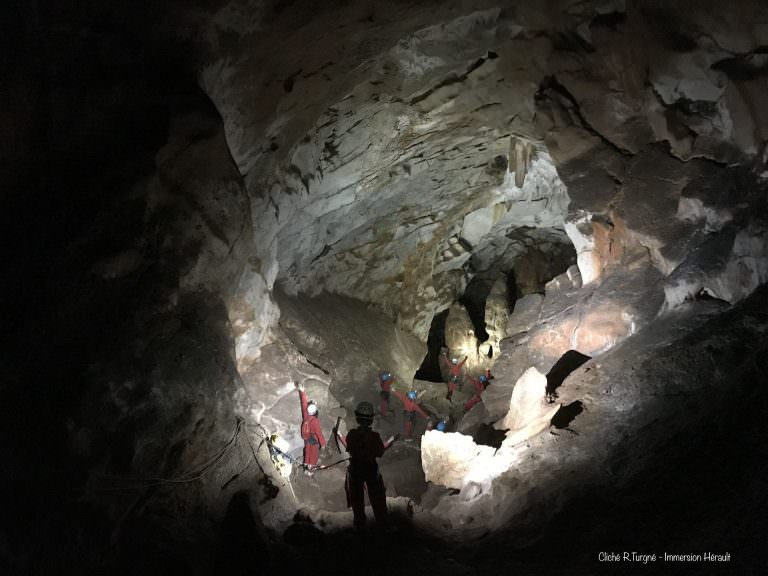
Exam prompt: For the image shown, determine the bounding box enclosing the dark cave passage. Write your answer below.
[458,275,494,343]
[414,309,449,382]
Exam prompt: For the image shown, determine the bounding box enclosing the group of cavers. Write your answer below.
[266,350,493,530]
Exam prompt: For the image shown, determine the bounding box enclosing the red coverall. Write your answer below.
[299,390,326,468]
[441,355,467,397]
[379,375,393,416]
[392,390,429,438]
[339,428,391,529]
[464,375,487,412]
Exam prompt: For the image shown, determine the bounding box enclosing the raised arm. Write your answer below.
[298,388,309,419]
[457,356,468,369]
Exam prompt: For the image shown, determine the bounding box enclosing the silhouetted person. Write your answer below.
[337,401,395,530]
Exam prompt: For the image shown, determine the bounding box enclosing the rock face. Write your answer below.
[187,0,768,372]
[496,367,561,445]
[421,431,497,490]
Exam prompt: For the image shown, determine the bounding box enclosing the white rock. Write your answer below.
[461,206,495,247]
[421,430,497,489]
[565,215,599,284]
[496,367,549,432]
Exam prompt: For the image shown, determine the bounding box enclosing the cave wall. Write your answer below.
[182,0,768,371]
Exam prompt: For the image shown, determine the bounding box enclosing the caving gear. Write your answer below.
[392,389,429,438]
[442,355,468,397]
[436,420,447,432]
[465,374,488,412]
[332,416,343,454]
[299,390,326,469]
[268,433,293,478]
[354,401,376,426]
[340,425,391,530]
[379,372,394,416]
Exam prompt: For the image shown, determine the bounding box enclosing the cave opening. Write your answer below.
[546,349,592,401]
[458,275,494,343]
[414,309,449,382]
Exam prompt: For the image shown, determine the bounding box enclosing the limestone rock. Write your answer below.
[507,294,544,336]
[496,367,558,440]
[421,430,496,490]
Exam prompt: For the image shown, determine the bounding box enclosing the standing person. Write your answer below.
[391,387,430,439]
[336,401,395,530]
[464,373,489,412]
[379,371,394,417]
[440,352,468,401]
[295,381,326,476]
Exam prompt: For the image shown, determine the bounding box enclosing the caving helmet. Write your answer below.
[307,401,318,416]
[479,374,488,383]
[354,401,375,426]
[451,358,459,365]
[407,390,417,401]
[380,372,393,382]
[436,420,447,432]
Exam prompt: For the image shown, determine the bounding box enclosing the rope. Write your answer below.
[250,418,352,473]
[96,417,246,491]
[97,411,350,495]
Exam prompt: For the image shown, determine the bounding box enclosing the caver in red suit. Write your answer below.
[337,402,394,530]
[440,353,468,399]
[464,374,488,412]
[392,389,429,438]
[379,372,394,416]
[298,387,326,471]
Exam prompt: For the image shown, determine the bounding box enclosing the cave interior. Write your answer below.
[3,1,768,575]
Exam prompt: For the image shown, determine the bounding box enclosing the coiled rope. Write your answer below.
[96,416,349,492]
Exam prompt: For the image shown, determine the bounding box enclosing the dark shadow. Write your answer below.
[546,350,591,399]
[551,401,584,429]
[284,511,326,558]
[415,309,449,381]
[473,423,507,449]
[505,269,519,311]
[458,276,493,342]
[210,491,269,576]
